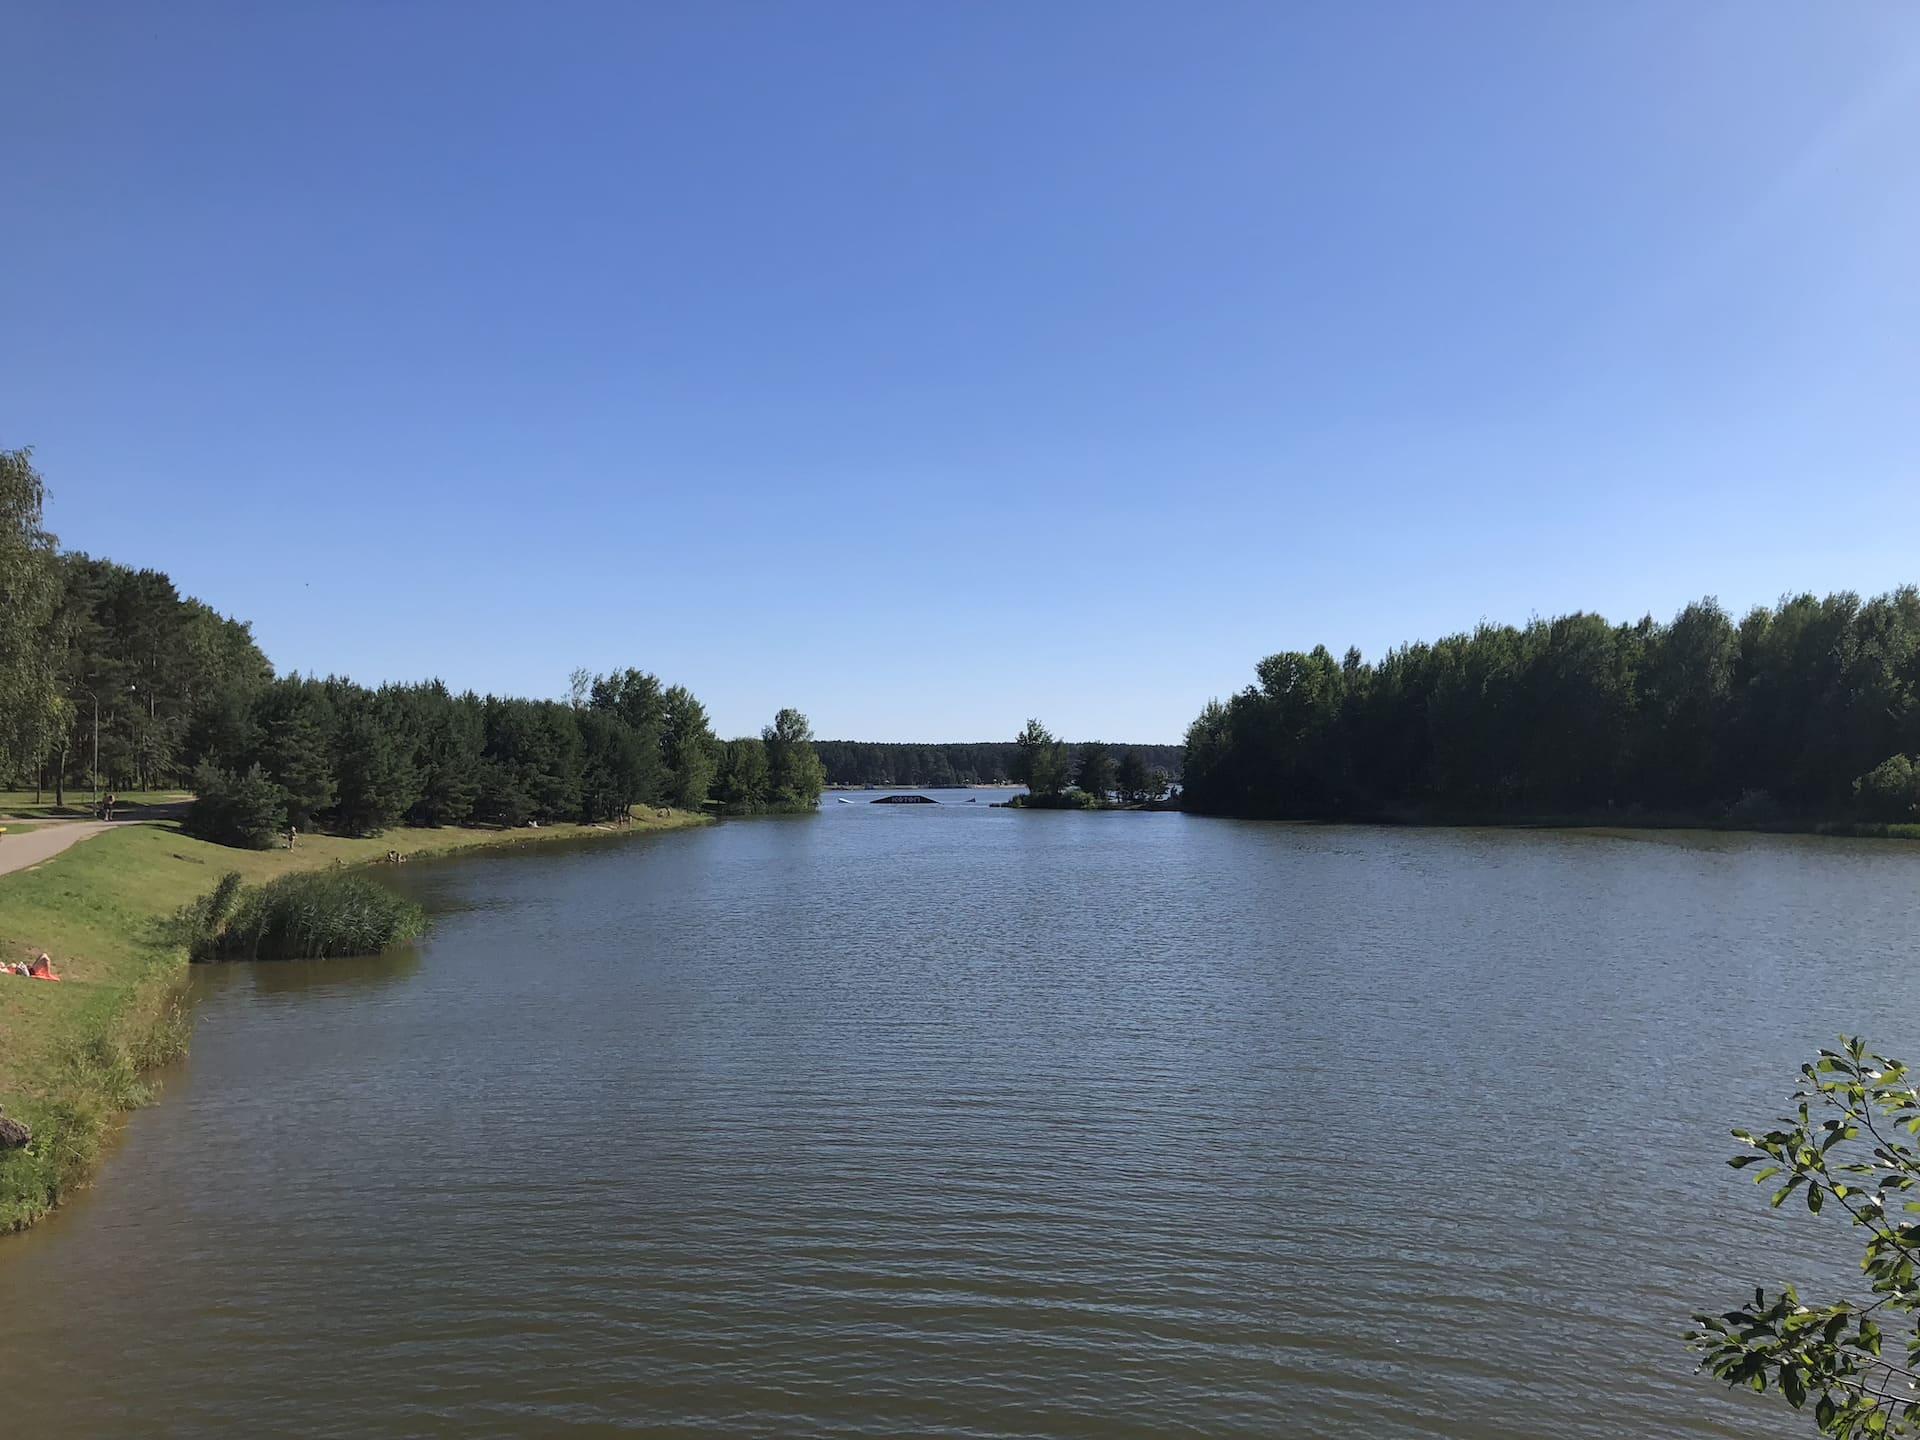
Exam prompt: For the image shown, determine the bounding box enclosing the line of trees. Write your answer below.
[815,739,1183,788]
[2,449,274,801]
[188,672,825,845]
[0,448,827,845]
[1182,590,1920,824]
[189,671,715,845]
[1009,720,1173,808]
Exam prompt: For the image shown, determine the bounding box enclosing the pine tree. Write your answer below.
[259,689,336,829]
[330,702,414,835]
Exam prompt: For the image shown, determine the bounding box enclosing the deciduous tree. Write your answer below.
[661,685,717,809]
[0,448,61,784]
[1075,741,1116,800]
[764,707,825,808]
[1690,1037,1920,1436]
[1011,719,1071,798]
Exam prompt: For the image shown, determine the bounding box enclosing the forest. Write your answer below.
[815,739,1182,788]
[17,444,1920,837]
[0,449,826,844]
[1182,590,1920,825]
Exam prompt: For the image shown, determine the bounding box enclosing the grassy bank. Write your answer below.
[0,808,709,1232]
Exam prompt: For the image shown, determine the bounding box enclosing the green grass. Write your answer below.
[0,788,190,820]
[1812,820,1920,840]
[0,806,710,1231]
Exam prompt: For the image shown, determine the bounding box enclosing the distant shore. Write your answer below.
[825,782,1023,791]
[0,808,711,1234]
[1181,805,1920,841]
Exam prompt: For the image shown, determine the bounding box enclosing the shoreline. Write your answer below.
[1179,806,1920,841]
[0,808,712,1234]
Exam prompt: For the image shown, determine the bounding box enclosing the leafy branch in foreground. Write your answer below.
[1689,1037,1920,1434]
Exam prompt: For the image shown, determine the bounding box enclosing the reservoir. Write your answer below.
[3,793,1915,1437]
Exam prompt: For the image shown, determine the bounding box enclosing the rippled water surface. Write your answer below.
[5,795,1920,1437]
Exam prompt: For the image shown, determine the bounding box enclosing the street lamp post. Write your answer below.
[74,680,102,808]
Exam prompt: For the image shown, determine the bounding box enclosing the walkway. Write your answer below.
[0,821,121,878]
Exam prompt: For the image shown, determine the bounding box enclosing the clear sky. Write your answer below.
[6,4,1918,742]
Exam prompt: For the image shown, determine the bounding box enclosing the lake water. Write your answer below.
[4,792,1918,1436]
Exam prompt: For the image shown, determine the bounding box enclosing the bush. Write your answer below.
[197,872,427,961]
[186,762,286,849]
[1009,788,1102,810]
[1853,753,1919,822]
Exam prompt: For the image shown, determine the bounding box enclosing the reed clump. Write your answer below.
[191,871,427,962]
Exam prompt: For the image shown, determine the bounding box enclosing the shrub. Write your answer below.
[1009,789,1101,810]
[1853,753,1920,822]
[197,872,427,961]
[175,871,246,960]
[186,762,286,849]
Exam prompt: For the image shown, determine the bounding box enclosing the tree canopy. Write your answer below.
[0,452,836,842]
[0,448,63,784]
[1183,591,1920,824]
[764,708,826,809]
[1010,719,1072,798]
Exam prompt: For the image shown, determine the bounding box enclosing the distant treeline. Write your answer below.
[0,448,826,844]
[186,671,826,846]
[1183,589,1920,824]
[816,739,1182,787]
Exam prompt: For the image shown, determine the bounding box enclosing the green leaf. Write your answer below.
[1782,1365,1807,1408]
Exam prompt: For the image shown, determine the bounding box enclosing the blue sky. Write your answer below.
[6,3,1918,742]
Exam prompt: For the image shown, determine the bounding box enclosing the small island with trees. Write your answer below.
[1001,720,1176,809]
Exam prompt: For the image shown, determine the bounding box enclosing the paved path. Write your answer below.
[0,820,123,877]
